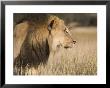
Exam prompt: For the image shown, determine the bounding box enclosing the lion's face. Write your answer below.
[48,19,76,51]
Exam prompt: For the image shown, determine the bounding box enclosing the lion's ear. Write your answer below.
[48,20,54,31]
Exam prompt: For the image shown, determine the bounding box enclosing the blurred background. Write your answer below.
[52,13,97,26]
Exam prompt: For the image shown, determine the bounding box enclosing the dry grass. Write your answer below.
[20,26,97,75]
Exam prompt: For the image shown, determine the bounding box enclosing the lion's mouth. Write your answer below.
[57,41,76,49]
[64,41,76,49]
[63,43,73,49]
[64,46,72,49]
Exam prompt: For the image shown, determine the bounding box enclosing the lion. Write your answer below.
[13,14,76,75]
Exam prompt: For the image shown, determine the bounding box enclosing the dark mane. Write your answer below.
[14,24,50,75]
[14,40,50,65]
[14,40,50,75]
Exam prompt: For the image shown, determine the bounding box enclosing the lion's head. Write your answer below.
[47,15,76,52]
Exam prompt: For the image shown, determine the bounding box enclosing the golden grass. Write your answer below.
[21,26,97,75]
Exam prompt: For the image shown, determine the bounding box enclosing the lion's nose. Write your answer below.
[73,40,76,44]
